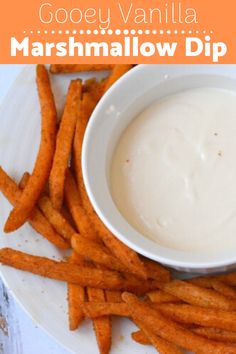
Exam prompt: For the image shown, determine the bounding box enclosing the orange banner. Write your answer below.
[0,0,236,63]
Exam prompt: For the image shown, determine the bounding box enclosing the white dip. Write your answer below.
[111,88,236,253]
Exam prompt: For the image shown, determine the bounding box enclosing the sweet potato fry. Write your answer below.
[131,330,150,345]
[122,292,236,354]
[0,167,68,249]
[49,79,82,210]
[131,327,193,346]
[132,326,236,346]
[50,64,114,74]
[71,234,127,272]
[78,167,147,276]
[155,304,236,332]
[19,172,75,243]
[82,78,97,93]
[104,65,133,92]
[26,207,70,249]
[73,92,97,176]
[69,250,87,265]
[83,266,160,295]
[214,272,236,286]
[79,207,147,279]
[0,248,123,289]
[67,251,85,330]
[64,169,98,242]
[87,287,111,354]
[37,195,77,241]
[189,272,236,287]
[211,280,236,300]
[4,65,57,232]
[61,205,77,230]
[120,276,161,295]
[141,257,171,282]
[0,167,21,202]
[192,327,236,343]
[73,91,147,280]
[72,92,98,215]
[83,78,105,103]
[105,290,122,303]
[188,276,213,288]
[146,290,181,303]
[162,280,236,310]
[82,302,129,318]
[18,172,31,189]
[133,317,183,354]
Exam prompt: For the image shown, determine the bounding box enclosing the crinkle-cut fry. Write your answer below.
[105,290,122,303]
[122,292,236,354]
[103,65,133,92]
[67,251,85,330]
[81,302,130,318]
[64,169,98,242]
[192,327,236,343]
[162,279,236,310]
[0,167,68,249]
[141,257,171,282]
[87,287,111,354]
[146,290,181,304]
[49,79,82,210]
[211,280,236,299]
[0,248,125,289]
[133,317,183,354]
[4,65,57,232]
[154,304,236,332]
[73,94,147,280]
[37,195,77,241]
[71,234,127,273]
[50,64,114,74]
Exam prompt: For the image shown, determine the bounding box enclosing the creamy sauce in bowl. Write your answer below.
[111,87,236,253]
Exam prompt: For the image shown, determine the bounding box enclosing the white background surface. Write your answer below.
[0,65,71,354]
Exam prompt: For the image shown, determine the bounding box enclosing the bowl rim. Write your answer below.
[82,64,236,270]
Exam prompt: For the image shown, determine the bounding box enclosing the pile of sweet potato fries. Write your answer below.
[0,64,236,354]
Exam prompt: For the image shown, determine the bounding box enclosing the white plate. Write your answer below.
[0,65,157,354]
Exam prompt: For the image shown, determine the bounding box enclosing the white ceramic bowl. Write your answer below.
[82,64,236,273]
